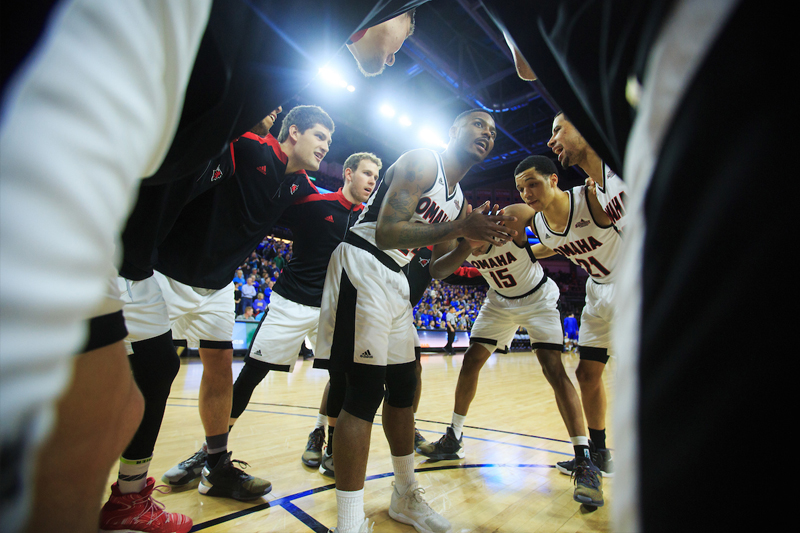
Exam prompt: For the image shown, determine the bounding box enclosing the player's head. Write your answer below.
[250,106,282,136]
[514,155,560,211]
[347,9,417,77]
[548,112,591,169]
[278,105,334,172]
[447,109,496,163]
[342,152,381,203]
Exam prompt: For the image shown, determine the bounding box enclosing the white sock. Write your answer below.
[336,488,365,533]
[451,413,466,439]
[570,436,590,448]
[117,456,151,494]
[392,453,416,495]
[315,413,327,429]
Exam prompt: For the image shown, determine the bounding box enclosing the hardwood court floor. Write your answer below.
[106,350,614,532]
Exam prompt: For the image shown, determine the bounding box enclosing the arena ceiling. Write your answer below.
[281,1,589,198]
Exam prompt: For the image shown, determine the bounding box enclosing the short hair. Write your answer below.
[514,155,559,178]
[453,108,491,126]
[343,152,382,178]
[277,105,335,143]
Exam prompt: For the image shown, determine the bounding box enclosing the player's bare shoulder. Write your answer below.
[383,149,439,191]
[498,202,535,243]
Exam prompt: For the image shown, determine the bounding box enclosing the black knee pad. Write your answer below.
[231,356,270,419]
[342,366,386,423]
[129,331,180,399]
[327,371,347,419]
[124,331,180,459]
[384,361,417,409]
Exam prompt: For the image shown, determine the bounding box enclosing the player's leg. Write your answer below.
[383,319,451,533]
[26,313,144,533]
[419,295,511,460]
[412,333,429,451]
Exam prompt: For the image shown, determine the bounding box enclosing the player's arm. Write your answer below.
[375,151,517,250]
[585,178,613,227]
[531,243,557,259]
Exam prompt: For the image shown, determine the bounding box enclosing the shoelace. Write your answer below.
[179,449,206,468]
[308,428,325,449]
[571,464,601,489]
[129,485,172,526]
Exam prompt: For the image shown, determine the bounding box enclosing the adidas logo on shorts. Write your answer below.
[358,350,373,359]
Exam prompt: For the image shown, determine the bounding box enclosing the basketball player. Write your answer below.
[0,3,427,530]
[547,113,623,474]
[518,154,622,506]
[96,106,332,531]
[417,201,602,508]
[315,246,487,479]
[315,109,517,533]
[161,152,379,484]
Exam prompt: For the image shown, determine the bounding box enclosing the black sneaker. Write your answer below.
[302,427,325,467]
[416,427,464,460]
[318,446,334,478]
[571,461,604,507]
[414,429,429,453]
[161,444,207,489]
[556,442,614,477]
[198,452,272,501]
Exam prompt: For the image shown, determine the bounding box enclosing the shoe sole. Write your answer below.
[573,492,604,507]
[417,449,464,461]
[319,464,334,479]
[389,508,452,533]
[302,455,322,468]
[198,481,272,501]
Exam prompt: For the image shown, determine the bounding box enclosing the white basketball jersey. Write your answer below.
[467,239,545,298]
[350,150,464,268]
[595,162,628,231]
[533,186,621,283]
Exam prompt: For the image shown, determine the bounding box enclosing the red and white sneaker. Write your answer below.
[99,477,193,533]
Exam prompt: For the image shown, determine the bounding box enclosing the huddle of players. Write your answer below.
[104,102,626,533]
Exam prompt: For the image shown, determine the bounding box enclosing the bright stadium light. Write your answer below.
[318,66,352,90]
[419,128,447,149]
[380,104,396,118]
[398,115,412,127]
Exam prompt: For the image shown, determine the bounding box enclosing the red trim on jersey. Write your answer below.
[292,188,363,211]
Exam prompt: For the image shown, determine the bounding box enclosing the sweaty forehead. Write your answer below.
[515,168,543,183]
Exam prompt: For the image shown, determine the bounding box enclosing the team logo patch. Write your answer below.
[325,215,334,223]
[211,165,223,181]
[575,219,590,228]
[257,166,266,175]
[290,184,299,194]
[419,258,430,267]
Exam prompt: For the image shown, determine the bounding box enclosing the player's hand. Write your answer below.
[585,177,597,198]
[460,201,517,245]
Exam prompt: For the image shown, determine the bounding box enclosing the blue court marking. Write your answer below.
[167,397,574,454]
[188,463,555,531]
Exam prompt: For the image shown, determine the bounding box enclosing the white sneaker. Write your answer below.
[389,482,452,533]
[329,518,373,533]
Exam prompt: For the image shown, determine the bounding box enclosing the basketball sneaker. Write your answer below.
[416,427,464,460]
[161,444,207,489]
[414,429,429,453]
[302,427,325,467]
[555,442,615,477]
[571,462,604,507]
[99,477,192,533]
[198,452,272,501]
[389,481,452,533]
[319,446,335,478]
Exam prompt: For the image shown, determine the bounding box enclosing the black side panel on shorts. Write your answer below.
[329,269,358,373]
